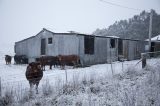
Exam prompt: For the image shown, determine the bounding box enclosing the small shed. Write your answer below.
[146,35,160,52]
[118,38,147,60]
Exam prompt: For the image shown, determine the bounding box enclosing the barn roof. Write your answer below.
[15,28,147,43]
[145,35,160,42]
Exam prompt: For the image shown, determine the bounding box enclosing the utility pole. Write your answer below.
[148,10,153,52]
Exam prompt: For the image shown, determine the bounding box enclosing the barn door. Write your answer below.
[124,41,128,59]
[41,39,46,55]
[151,42,155,52]
[118,39,123,55]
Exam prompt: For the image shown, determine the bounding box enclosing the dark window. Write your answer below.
[48,38,52,44]
[84,36,94,54]
[110,39,116,48]
[118,39,123,55]
[151,42,155,52]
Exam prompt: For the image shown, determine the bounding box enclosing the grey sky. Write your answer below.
[0,0,160,47]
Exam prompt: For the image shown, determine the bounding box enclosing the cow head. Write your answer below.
[29,62,41,72]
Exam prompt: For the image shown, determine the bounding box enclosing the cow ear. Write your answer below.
[37,65,41,69]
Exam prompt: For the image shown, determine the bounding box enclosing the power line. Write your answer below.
[99,0,143,11]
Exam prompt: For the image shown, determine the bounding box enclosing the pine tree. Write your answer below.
[93,10,160,40]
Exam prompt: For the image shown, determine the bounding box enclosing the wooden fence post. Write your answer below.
[0,77,1,97]
[141,53,147,68]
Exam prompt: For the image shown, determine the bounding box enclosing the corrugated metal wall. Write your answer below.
[15,29,146,65]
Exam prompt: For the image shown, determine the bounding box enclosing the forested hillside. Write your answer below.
[93,10,160,40]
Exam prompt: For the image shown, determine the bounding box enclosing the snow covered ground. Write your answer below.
[0,55,143,91]
[0,48,160,105]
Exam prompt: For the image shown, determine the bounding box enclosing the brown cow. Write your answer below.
[37,56,59,71]
[25,62,43,94]
[49,56,60,69]
[38,56,47,71]
[5,55,12,65]
[58,55,80,69]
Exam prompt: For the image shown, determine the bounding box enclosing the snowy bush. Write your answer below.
[55,95,73,106]
[81,75,87,86]
[0,90,14,106]
[89,83,100,94]
[19,90,31,104]
[62,83,79,95]
[42,79,53,96]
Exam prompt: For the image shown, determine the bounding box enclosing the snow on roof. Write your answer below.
[106,36,120,38]
[146,35,160,42]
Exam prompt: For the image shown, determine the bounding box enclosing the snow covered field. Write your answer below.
[0,49,160,105]
[0,55,142,91]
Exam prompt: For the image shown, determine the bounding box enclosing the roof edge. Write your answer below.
[15,28,147,44]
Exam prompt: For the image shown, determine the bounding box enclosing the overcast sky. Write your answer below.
[0,0,160,47]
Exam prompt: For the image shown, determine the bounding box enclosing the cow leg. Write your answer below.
[50,64,52,70]
[72,61,76,69]
[42,66,44,71]
[42,65,45,71]
[62,64,65,70]
[44,65,45,71]
[50,65,52,69]
[60,62,64,70]
[35,82,39,94]
[53,63,56,68]
[60,64,64,70]
[28,82,34,97]
[56,62,58,68]
[29,82,33,92]
[30,82,33,89]
[41,66,43,71]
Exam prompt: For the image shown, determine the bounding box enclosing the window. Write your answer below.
[84,36,94,54]
[110,39,116,48]
[48,38,52,44]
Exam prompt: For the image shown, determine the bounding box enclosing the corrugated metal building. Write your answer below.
[146,35,160,52]
[118,39,147,60]
[15,28,147,65]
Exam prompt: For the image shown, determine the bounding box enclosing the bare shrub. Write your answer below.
[89,72,96,85]
[72,73,80,90]
[54,78,64,96]
[51,97,58,105]
[90,84,100,94]
[19,90,31,104]
[0,90,14,106]
[81,75,88,86]
[55,95,73,106]
[42,79,53,96]
[75,101,82,106]
[62,84,77,95]
[34,101,42,106]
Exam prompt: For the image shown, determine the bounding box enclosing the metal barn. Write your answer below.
[15,28,146,65]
